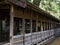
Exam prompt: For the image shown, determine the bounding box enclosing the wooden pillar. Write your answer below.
[41,20,44,41]
[36,16,38,32]
[30,20,32,45]
[41,21,43,31]
[10,5,14,45]
[48,22,50,30]
[36,15,38,44]
[51,23,53,29]
[22,19,25,45]
[44,21,45,30]
[50,23,51,30]
[47,22,48,30]
[30,11,33,45]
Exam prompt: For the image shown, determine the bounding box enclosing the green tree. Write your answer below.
[27,0,60,19]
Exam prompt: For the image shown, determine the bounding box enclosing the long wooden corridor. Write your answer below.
[50,37,60,45]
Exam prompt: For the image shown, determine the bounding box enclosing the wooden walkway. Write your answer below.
[50,37,60,45]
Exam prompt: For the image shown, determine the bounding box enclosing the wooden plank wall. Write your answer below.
[13,6,50,22]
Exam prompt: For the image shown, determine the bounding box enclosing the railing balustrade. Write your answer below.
[24,33,32,45]
[4,28,60,45]
[32,32,37,44]
[37,32,42,43]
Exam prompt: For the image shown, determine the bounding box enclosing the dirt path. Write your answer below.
[50,37,60,45]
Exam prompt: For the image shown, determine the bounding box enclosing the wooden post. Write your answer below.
[51,23,53,29]
[30,20,32,45]
[36,15,38,32]
[41,20,43,41]
[44,21,45,31]
[22,19,25,45]
[36,15,38,44]
[30,12,33,45]
[10,5,14,45]
[47,22,48,30]
[41,21,43,31]
[49,21,50,30]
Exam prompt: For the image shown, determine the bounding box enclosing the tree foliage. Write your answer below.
[27,0,60,19]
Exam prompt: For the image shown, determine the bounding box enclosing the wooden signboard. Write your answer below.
[8,0,26,8]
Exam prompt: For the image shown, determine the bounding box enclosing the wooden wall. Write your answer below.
[13,6,50,22]
[13,5,59,25]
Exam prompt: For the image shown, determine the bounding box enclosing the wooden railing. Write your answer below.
[54,28,60,36]
[4,29,56,45]
[24,33,32,45]
[37,32,42,43]
[13,34,24,45]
